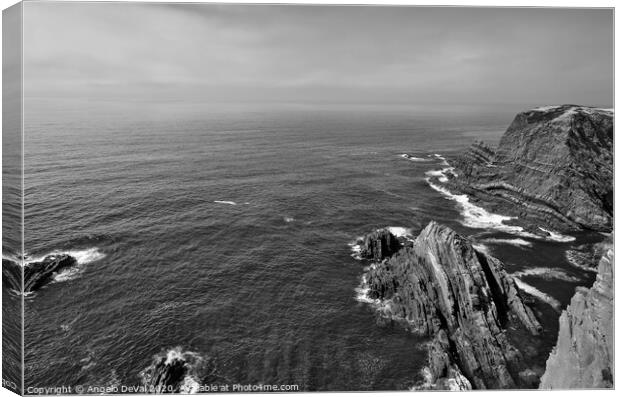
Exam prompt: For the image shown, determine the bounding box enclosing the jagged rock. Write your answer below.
[539,244,614,389]
[2,254,78,293]
[143,355,188,393]
[23,254,77,293]
[358,228,401,261]
[448,105,613,232]
[565,240,609,272]
[365,221,541,389]
[141,349,221,393]
[2,258,22,292]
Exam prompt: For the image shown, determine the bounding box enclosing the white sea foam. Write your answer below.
[64,247,106,265]
[472,243,492,256]
[513,278,561,311]
[538,227,576,243]
[348,240,363,260]
[386,226,413,240]
[400,153,432,162]
[483,238,533,247]
[433,154,450,166]
[52,248,105,282]
[214,200,237,205]
[141,348,205,394]
[354,274,377,304]
[21,247,106,283]
[513,267,580,282]
[427,177,575,243]
[426,179,524,233]
[425,169,449,183]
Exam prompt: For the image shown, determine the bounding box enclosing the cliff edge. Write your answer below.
[447,105,613,232]
[539,243,614,389]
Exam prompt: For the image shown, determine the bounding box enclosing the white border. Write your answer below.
[0,2,617,397]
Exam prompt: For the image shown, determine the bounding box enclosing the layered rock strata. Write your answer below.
[539,244,614,389]
[358,229,403,261]
[446,105,613,232]
[363,221,541,389]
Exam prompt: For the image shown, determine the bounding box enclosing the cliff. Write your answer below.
[364,221,541,389]
[447,105,613,232]
[539,244,614,389]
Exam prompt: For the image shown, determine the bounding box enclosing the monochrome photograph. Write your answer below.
[1,0,614,394]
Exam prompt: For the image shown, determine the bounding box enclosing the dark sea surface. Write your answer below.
[10,102,601,391]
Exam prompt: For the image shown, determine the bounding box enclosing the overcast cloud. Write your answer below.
[23,2,613,107]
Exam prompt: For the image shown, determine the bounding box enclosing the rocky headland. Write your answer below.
[356,104,614,389]
[540,242,614,389]
[361,222,542,389]
[444,105,613,233]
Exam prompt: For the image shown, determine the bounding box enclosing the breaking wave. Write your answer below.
[423,157,574,243]
[399,153,433,162]
[512,267,581,282]
[139,347,216,394]
[513,278,561,311]
[214,200,237,205]
[483,238,533,247]
[31,247,105,283]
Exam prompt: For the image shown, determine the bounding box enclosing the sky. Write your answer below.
[22,2,613,108]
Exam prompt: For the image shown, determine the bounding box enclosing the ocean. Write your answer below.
[4,101,601,391]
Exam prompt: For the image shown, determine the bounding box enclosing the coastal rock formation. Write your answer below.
[365,221,541,389]
[24,254,78,293]
[2,254,78,293]
[358,228,402,261]
[141,348,220,393]
[2,258,22,293]
[447,105,613,232]
[539,244,614,389]
[143,354,189,393]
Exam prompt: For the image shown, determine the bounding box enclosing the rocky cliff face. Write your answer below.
[539,244,614,389]
[358,229,402,261]
[448,105,613,232]
[364,221,541,389]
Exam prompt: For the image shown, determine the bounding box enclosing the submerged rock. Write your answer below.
[539,244,614,389]
[358,228,402,261]
[365,221,541,389]
[2,254,78,293]
[24,254,77,293]
[448,105,613,232]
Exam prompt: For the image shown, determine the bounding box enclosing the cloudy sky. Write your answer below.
[23,2,613,107]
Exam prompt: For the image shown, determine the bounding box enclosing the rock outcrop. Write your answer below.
[2,254,78,293]
[447,105,613,232]
[141,348,220,393]
[539,244,614,389]
[358,228,402,261]
[143,354,189,393]
[364,221,541,389]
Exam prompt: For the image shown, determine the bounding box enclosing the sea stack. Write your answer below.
[446,105,613,232]
[539,243,614,389]
[364,221,541,389]
[358,228,402,261]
